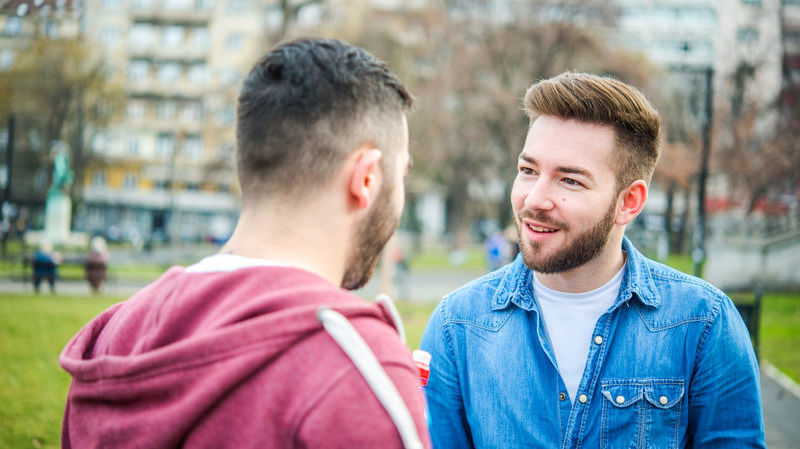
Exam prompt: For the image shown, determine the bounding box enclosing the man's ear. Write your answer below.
[348,148,383,209]
[615,180,648,226]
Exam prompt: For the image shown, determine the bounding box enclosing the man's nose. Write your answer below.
[523,178,556,211]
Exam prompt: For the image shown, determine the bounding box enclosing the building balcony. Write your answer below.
[130,7,212,25]
[127,77,207,99]
[128,44,208,62]
[82,186,239,214]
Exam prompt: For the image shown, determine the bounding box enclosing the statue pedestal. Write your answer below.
[45,194,72,245]
[25,230,88,249]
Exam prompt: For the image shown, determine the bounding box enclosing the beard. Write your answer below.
[340,182,400,291]
[517,199,617,274]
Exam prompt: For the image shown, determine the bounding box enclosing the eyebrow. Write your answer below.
[518,153,596,184]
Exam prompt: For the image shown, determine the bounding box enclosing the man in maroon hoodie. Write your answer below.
[60,38,431,449]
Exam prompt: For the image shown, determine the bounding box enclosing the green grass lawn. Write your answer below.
[0,294,122,449]
[1,288,798,448]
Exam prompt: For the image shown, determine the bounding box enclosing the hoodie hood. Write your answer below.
[60,265,399,448]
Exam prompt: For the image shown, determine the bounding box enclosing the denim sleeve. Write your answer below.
[420,299,475,449]
[688,296,766,448]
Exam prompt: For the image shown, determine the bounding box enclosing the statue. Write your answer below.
[44,141,74,244]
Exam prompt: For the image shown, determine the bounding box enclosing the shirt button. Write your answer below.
[578,394,588,404]
[594,335,603,345]
[559,392,567,401]
[659,396,668,405]
[615,395,625,404]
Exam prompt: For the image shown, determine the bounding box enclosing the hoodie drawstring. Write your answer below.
[316,306,424,449]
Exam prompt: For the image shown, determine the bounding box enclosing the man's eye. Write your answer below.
[563,178,583,187]
[519,167,534,175]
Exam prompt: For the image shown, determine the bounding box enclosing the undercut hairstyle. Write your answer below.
[236,38,413,202]
[523,72,661,192]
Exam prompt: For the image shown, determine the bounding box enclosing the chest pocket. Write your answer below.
[599,380,684,449]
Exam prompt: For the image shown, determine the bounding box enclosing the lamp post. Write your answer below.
[672,43,714,278]
[693,67,713,278]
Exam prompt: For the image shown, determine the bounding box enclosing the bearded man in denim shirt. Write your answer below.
[420,72,765,448]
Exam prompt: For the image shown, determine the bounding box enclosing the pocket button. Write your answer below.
[615,395,625,404]
[659,395,668,405]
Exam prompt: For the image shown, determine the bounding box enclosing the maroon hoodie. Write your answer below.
[60,265,431,448]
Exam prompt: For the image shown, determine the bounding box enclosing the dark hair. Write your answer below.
[236,38,413,201]
[524,72,661,191]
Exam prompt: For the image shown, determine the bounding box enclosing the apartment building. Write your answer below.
[77,0,276,244]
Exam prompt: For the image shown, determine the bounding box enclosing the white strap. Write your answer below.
[316,306,424,449]
[375,293,406,345]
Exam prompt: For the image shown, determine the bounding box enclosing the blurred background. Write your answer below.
[0,0,799,447]
[0,0,798,282]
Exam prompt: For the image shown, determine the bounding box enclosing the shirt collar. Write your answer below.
[491,236,661,312]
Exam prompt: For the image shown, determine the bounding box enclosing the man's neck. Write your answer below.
[219,205,350,287]
[535,236,626,293]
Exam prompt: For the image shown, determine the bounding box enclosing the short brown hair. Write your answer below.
[523,72,661,191]
[236,39,413,202]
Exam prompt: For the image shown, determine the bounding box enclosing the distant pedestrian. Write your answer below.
[84,236,109,294]
[32,240,60,295]
[484,230,511,271]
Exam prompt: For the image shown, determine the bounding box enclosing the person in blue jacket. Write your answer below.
[421,72,765,448]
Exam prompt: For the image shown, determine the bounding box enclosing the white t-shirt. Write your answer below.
[186,254,287,273]
[533,265,625,402]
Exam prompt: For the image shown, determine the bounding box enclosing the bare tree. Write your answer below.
[0,36,124,214]
[715,62,798,216]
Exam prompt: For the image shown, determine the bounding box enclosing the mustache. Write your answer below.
[517,210,567,230]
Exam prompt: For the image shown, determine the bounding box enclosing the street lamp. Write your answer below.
[672,42,714,277]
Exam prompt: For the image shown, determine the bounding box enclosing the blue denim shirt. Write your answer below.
[420,237,765,448]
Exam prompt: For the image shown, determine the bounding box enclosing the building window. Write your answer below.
[92,133,109,153]
[123,173,139,190]
[737,26,759,45]
[217,106,235,126]
[158,63,181,83]
[188,63,208,84]
[2,17,22,36]
[101,0,120,9]
[225,33,244,50]
[181,101,203,121]
[221,69,241,87]
[192,27,210,49]
[184,136,203,160]
[127,137,140,155]
[128,60,149,81]
[132,0,153,9]
[44,20,58,38]
[196,0,214,10]
[162,25,184,47]
[157,100,176,119]
[157,133,174,157]
[92,171,107,187]
[100,26,119,47]
[0,50,16,71]
[165,0,192,10]
[227,0,245,13]
[741,0,762,4]
[130,23,156,48]
[127,100,145,119]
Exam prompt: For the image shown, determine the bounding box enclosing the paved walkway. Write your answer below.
[1,269,798,446]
